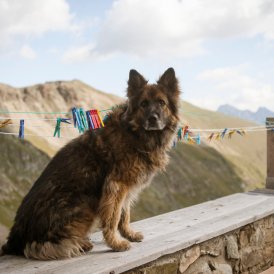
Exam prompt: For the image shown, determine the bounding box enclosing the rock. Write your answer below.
[143,261,178,274]
[179,246,201,273]
[263,246,274,260]
[241,247,263,268]
[186,262,212,274]
[264,229,274,243]
[200,238,223,257]
[200,249,220,257]
[199,262,213,274]
[212,263,233,274]
[226,236,239,259]
[264,216,274,229]
[250,227,264,247]
[239,231,249,248]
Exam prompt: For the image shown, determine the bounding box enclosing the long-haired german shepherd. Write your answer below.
[1,68,180,260]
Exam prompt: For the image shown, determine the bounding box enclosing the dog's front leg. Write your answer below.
[99,181,131,251]
[119,202,144,242]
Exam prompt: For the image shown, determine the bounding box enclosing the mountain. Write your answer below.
[0,135,50,245]
[0,81,123,156]
[180,102,265,190]
[218,104,274,125]
[0,80,266,189]
[0,80,266,242]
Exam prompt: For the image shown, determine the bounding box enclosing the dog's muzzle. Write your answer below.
[144,114,165,131]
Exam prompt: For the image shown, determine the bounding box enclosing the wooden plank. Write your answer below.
[1,191,274,274]
[266,117,274,188]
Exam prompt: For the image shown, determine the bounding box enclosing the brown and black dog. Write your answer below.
[1,68,180,260]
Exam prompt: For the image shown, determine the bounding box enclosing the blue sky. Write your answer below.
[1,0,274,111]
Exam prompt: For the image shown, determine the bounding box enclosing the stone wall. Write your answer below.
[125,215,274,274]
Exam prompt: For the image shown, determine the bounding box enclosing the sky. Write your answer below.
[1,0,274,112]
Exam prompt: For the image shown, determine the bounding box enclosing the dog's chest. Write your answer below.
[126,172,155,205]
[128,150,168,185]
[110,149,168,187]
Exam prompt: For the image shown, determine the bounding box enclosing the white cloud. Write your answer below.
[192,65,274,111]
[0,0,75,50]
[62,45,94,63]
[19,45,37,59]
[62,44,113,63]
[47,47,60,55]
[84,0,274,59]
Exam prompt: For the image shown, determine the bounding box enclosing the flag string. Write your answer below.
[0,127,272,140]
[1,122,273,131]
[0,106,273,143]
[0,108,112,115]
[0,131,72,139]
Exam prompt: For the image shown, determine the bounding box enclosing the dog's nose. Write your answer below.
[148,114,158,125]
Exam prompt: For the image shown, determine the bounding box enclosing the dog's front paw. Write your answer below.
[81,239,94,252]
[112,240,131,252]
[128,231,144,242]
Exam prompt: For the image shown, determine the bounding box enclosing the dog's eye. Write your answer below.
[158,99,166,106]
[140,100,148,108]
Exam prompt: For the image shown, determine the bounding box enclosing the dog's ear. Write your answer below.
[157,68,178,93]
[128,69,147,92]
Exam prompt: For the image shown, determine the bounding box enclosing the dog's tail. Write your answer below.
[1,235,92,260]
[1,234,25,256]
[0,244,7,256]
[1,242,22,256]
[23,238,92,260]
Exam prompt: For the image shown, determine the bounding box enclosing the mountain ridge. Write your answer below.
[218,104,274,125]
[0,80,266,188]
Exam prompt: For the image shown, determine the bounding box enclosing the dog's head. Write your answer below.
[124,68,180,132]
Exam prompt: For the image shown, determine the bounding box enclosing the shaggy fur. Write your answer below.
[1,68,180,260]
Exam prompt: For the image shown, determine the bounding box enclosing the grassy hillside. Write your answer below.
[0,135,50,243]
[180,101,266,189]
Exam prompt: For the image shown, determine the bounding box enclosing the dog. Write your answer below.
[1,68,180,260]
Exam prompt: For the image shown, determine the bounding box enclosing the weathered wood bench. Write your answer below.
[1,190,274,274]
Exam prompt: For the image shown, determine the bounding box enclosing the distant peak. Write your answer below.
[257,106,270,112]
[217,104,239,112]
[218,104,274,124]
